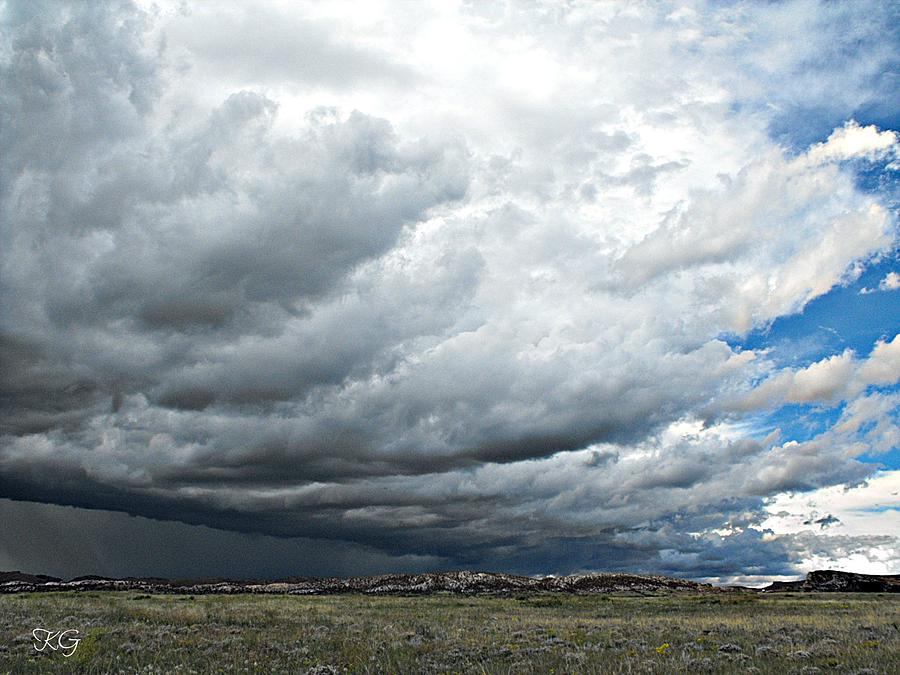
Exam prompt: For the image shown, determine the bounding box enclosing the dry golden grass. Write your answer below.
[1,591,897,673]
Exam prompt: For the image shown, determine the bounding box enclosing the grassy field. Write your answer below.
[0,591,897,673]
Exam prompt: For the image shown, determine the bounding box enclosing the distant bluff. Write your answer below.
[763,570,899,593]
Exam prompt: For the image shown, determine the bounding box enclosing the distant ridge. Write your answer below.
[0,571,62,585]
[1,568,897,596]
[0,570,719,595]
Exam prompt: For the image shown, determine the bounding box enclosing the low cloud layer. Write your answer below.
[1,0,898,580]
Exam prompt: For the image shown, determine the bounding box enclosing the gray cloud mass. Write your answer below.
[1,0,897,581]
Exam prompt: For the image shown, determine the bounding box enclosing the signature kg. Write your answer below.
[32,628,82,657]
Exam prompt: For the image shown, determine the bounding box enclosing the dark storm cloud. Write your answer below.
[804,514,840,530]
[0,496,795,581]
[1,0,897,580]
[75,100,468,331]
[1,1,469,434]
[0,499,443,580]
[0,400,880,574]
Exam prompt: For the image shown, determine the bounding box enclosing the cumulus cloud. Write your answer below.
[1,0,898,579]
[860,270,900,294]
[732,335,900,410]
[880,271,900,291]
[805,120,898,165]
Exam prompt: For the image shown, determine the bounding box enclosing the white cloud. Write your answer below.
[880,271,900,291]
[805,120,898,165]
[760,471,900,575]
[855,336,900,390]
[860,270,900,294]
[734,335,900,411]
[763,470,900,537]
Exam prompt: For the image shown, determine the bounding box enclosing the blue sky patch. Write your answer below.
[726,255,899,369]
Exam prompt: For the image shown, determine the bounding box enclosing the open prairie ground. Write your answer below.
[1,592,897,674]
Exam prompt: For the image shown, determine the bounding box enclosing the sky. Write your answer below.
[0,0,898,585]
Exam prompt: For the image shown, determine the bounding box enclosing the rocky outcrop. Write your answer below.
[763,570,900,593]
